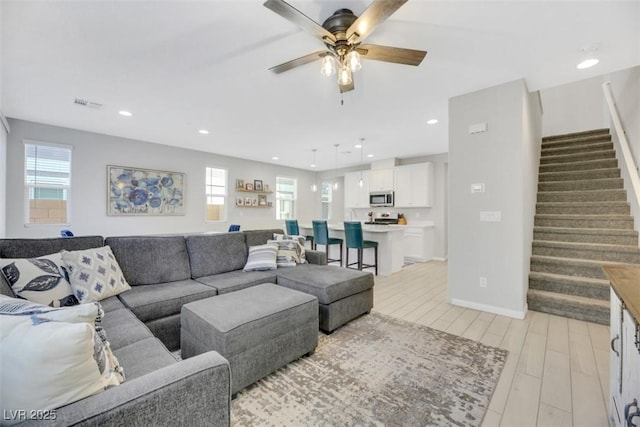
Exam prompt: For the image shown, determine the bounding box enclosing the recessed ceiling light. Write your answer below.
[355,144,362,148]
[367,154,374,158]
[198,129,209,135]
[310,164,317,168]
[118,110,132,117]
[272,156,279,160]
[577,58,599,69]
[427,119,438,125]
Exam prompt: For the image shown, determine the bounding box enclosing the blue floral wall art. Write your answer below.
[107,165,185,215]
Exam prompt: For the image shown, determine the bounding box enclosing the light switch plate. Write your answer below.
[471,183,485,193]
[469,122,488,134]
[480,211,501,222]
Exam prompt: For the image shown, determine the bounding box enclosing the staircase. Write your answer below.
[528,128,640,325]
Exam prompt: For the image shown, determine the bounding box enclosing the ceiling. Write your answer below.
[2,1,639,171]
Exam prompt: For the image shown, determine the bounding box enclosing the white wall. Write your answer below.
[0,120,6,238]
[5,119,318,238]
[448,79,541,319]
[540,75,609,137]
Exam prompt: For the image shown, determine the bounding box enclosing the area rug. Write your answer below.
[231,312,508,426]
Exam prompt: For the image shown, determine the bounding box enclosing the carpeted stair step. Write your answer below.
[532,240,640,263]
[542,128,610,143]
[538,177,623,192]
[538,168,621,182]
[539,158,618,173]
[541,134,612,150]
[529,271,610,300]
[536,201,630,215]
[541,141,613,157]
[533,226,639,245]
[527,289,609,325]
[537,189,627,203]
[539,149,615,165]
[534,214,634,229]
[530,255,629,280]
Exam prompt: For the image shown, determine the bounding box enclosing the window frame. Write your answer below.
[23,140,72,227]
[275,176,297,220]
[205,166,227,222]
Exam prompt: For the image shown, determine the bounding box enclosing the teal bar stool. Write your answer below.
[285,219,314,247]
[312,220,343,266]
[344,221,378,275]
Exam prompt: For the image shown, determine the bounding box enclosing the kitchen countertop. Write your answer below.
[301,223,405,233]
[603,264,640,324]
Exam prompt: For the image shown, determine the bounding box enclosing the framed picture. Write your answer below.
[254,180,263,191]
[107,165,185,216]
[236,196,244,206]
[264,184,270,192]
[244,197,252,206]
[245,183,254,191]
[252,198,258,206]
[258,194,267,206]
[236,179,244,190]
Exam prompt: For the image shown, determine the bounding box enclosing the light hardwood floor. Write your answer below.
[371,261,610,427]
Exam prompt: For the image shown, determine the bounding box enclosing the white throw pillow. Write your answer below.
[61,246,131,303]
[243,243,278,272]
[0,254,78,307]
[0,296,124,424]
[267,239,299,267]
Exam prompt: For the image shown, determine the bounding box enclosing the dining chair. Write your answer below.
[285,219,314,247]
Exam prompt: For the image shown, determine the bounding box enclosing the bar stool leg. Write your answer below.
[339,242,343,267]
[358,248,363,270]
[374,246,378,276]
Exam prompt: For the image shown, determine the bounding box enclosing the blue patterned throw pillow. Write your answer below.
[0,254,78,307]
[61,246,131,303]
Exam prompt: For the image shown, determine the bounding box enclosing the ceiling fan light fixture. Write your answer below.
[320,55,337,76]
[338,67,352,86]
[346,50,361,72]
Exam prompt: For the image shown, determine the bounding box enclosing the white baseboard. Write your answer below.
[451,298,527,319]
[431,257,448,262]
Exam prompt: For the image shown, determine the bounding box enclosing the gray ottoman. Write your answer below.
[276,264,374,333]
[180,283,318,395]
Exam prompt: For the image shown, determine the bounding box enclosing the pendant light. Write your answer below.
[310,149,318,192]
[333,143,340,190]
[358,138,365,188]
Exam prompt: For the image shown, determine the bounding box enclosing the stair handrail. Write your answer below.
[602,82,640,208]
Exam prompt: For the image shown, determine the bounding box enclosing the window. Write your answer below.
[24,141,72,226]
[276,177,296,220]
[321,182,332,220]
[206,167,226,221]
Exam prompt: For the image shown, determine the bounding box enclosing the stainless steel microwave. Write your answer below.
[369,191,394,207]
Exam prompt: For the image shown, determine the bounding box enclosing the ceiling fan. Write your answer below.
[263,0,427,93]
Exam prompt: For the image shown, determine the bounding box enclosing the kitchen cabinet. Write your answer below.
[344,170,370,208]
[369,169,394,191]
[394,163,433,207]
[603,265,640,427]
[396,224,433,262]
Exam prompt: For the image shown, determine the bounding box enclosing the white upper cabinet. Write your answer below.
[394,162,433,207]
[369,168,394,191]
[344,170,370,208]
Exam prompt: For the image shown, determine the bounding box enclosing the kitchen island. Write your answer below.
[300,223,405,276]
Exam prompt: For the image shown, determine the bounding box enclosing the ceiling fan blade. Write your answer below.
[264,0,336,43]
[339,79,355,93]
[346,0,407,44]
[357,44,427,66]
[269,51,329,74]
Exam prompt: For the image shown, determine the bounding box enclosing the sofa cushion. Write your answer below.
[117,279,217,322]
[0,236,104,258]
[0,296,124,418]
[195,270,277,295]
[100,308,155,350]
[61,246,131,303]
[106,236,191,285]
[0,254,77,307]
[112,337,177,381]
[243,244,278,272]
[186,233,247,278]
[243,229,285,247]
[276,264,374,305]
[98,295,127,312]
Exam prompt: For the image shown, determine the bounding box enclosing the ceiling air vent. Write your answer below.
[73,98,103,110]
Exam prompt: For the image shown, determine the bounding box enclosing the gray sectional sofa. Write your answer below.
[0,229,374,426]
